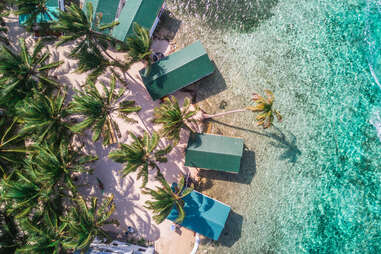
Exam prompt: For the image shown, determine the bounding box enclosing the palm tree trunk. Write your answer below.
[202,108,247,119]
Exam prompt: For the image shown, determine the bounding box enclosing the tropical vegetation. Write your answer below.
[143,172,193,224]
[247,90,282,128]
[108,131,171,187]
[69,75,141,145]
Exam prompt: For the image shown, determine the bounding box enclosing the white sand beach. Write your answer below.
[4,15,198,254]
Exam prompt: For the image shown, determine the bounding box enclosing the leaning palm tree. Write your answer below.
[126,22,153,76]
[14,0,57,31]
[0,38,63,111]
[69,75,141,146]
[143,172,193,224]
[153,96,198,144]
[0,117,26,177]
[52,2,120,81]
[108,131,171,187]
[61,194,119,252]
[16,91,70,144]
[247,90,282,128]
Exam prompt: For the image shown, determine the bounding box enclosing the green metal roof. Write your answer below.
[46,0,59,7]
[140,41,215,100]
[112,0,164,41]
[84,0,120,34]
[19,6,60,25]
[185,133,244,173]
[167,189,231,240]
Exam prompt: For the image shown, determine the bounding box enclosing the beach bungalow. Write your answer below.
[167,189,231,241]
[112,0,165,41]
[140,40,215,100]
[83,0,120,33]
[19,0,65,26]
[184,133,244,173]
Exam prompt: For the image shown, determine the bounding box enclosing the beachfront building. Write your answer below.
[185,133,244,173]
[74,239,155,254]
[19,0,65,26]
[167,189,231,241]
[83,0,165,40]
[140,40,215,100]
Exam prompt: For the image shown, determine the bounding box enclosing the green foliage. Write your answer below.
[126,23,152,76]
[14,0,54,30]
[143,172,193,224]
[108,131,171,187]
[247,90,282,128]
[0,0,10,45]
[61,194,119,251]
[0,212,25,253]
[0,38,63,113]
[153,96,197,145]
[0,117,26,177]
[16,91,70,145]
[53,2,119,81]
[69,75,141,146]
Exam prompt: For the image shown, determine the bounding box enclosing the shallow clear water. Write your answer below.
[166,0,381,253]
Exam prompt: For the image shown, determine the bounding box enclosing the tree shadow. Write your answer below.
[168,0,279,32]
[211,120,301,163]
[197,146,256,186]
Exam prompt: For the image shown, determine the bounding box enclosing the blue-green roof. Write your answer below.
[112,0,164,41]
[167,190,231,240]
[84,0,120,34]
[185,133,244,173]
[19,6,60,25]
[140,41,215,100]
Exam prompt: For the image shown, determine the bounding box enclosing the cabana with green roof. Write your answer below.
[19,0,64,25]
[83,0,120,34]
[184,133,244,173]
[112,0,165,41]
[167,189,231,241]
[140,40,215,100]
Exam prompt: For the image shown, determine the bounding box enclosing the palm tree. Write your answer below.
[247,90,282,128]
[0,117,26,177]
[143,172,193,224]
[0,211,25,253]
[69,75,141,146]
[16,91,70,144]
[52,2,120,81]
[108,131,171,187]
[153,96,198,144]
[14,0,57,31]
[61,194,119,252]
[0,0,10,45]
[126,22,153,76]
[0,38,63,112]
[17,210,66,254]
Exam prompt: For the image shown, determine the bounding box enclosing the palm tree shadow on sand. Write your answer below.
[211,120,301,163]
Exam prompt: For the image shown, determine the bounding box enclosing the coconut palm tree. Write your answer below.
[69,75,141,146]
[108,131,171,187]
[14,0,57,31]
[0,38,63,112]
[17,210,66,254]
[0,1,10,45]
[126,22,153,76]
[0,117,26,177]
[143,172,193,224]
[52,2,120,81]
[247,90,282,128]
[153,96,198,144]
[16,91,70,144]
[61,194,119,252]
[0,211,25,253]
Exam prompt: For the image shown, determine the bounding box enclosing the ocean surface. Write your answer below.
[166,0,381,253]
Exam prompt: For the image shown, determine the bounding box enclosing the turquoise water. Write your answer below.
[166,0,381,253]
